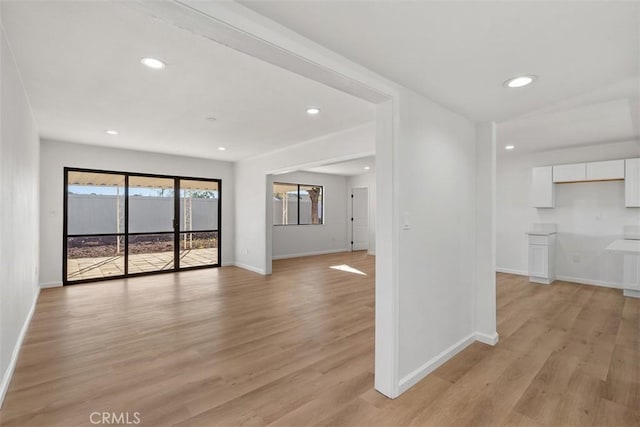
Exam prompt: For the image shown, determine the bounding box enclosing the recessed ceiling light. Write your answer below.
[306,107,320,115]
[364,166,371,170]
[505,145,515,150]
[503,75,536,88]
[140,57,166,70]
[105,130,119,135]
[218,147,226,151]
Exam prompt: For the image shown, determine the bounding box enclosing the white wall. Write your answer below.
[347,172,376,254]
[396,88,478,391]
[39,139,235,286]
[496,140,640,287]
[234,123,375,274]
[272,171,349,259]
[0,23,40,406]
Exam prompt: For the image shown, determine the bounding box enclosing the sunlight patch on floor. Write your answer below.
[330,264,367,276]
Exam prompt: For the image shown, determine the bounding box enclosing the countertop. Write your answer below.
[606,239,640,255]
[526,224,557,236]
[526,230,557,236]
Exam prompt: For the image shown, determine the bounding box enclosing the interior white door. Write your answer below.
[351,187,369,251]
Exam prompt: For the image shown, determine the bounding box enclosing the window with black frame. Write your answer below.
[273,182,323,225]
[64,168,221,284]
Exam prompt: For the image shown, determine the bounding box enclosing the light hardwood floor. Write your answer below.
[0,254,638,426]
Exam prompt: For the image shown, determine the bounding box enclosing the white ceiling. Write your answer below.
[303,156,375,176]
[497,76,640,155]
[498,96,638,155]
[242,1,639,124]
[1,1,374,161]
[4,1,638,158]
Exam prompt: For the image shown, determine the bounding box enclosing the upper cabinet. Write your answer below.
[533,158,635,208]
[532,166,554,208]
[553,163,586,183]
[626,158,640,207]
[586,160,625,181]
[553,160,625,183]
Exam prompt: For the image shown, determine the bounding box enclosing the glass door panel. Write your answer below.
[64,168,221,285]
[128,176,175,273]
[179,179,219,268]
[66,171,125,282]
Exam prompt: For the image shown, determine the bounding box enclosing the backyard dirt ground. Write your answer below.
[68,237,216,258]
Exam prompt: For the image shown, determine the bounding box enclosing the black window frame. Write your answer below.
[63,167,222,285]
[273,181,324,226]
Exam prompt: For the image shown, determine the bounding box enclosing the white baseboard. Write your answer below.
[271,248,349,260]
[232,262,266,275]
[496,269,623,290]
[398,333,475,394]
[530,277,552,285]
[496,267,528,276]
[368,250,376,256]
[0,288,40,408]
[475,331,499,346]
[555,275,623,289]
[39,281,62,288]
[623,289,640,298]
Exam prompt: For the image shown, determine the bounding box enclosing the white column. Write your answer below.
[474,122,498,345]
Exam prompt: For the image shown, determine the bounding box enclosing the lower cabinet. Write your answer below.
[529,245,548,278]
[623,254,640,298]
[528,234,556,284]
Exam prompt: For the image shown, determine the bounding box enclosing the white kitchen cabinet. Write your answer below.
[606,239,640,298]
[625,158,640,207]
[623,255,640,297]
[531,166,554,208]
[527,228,556,284]
[529,245,549,278]
[586,160,625,181]
[553,163,586,183]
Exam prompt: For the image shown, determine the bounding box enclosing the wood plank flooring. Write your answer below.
[1,254,638,426]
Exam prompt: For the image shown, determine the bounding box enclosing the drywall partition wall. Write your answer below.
[396,87,477,392]
[272,171,349,259]
[496,140,640,287]
[474,122,497,345]
[0,25,40,406]
[347,172,376,254]
[39,139,235,287]
[234,123,376,274]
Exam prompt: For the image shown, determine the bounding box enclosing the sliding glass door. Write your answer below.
[179,179,220,268]
[128,176,176,274]
[65,171,126,282]
[64,168,221,284]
